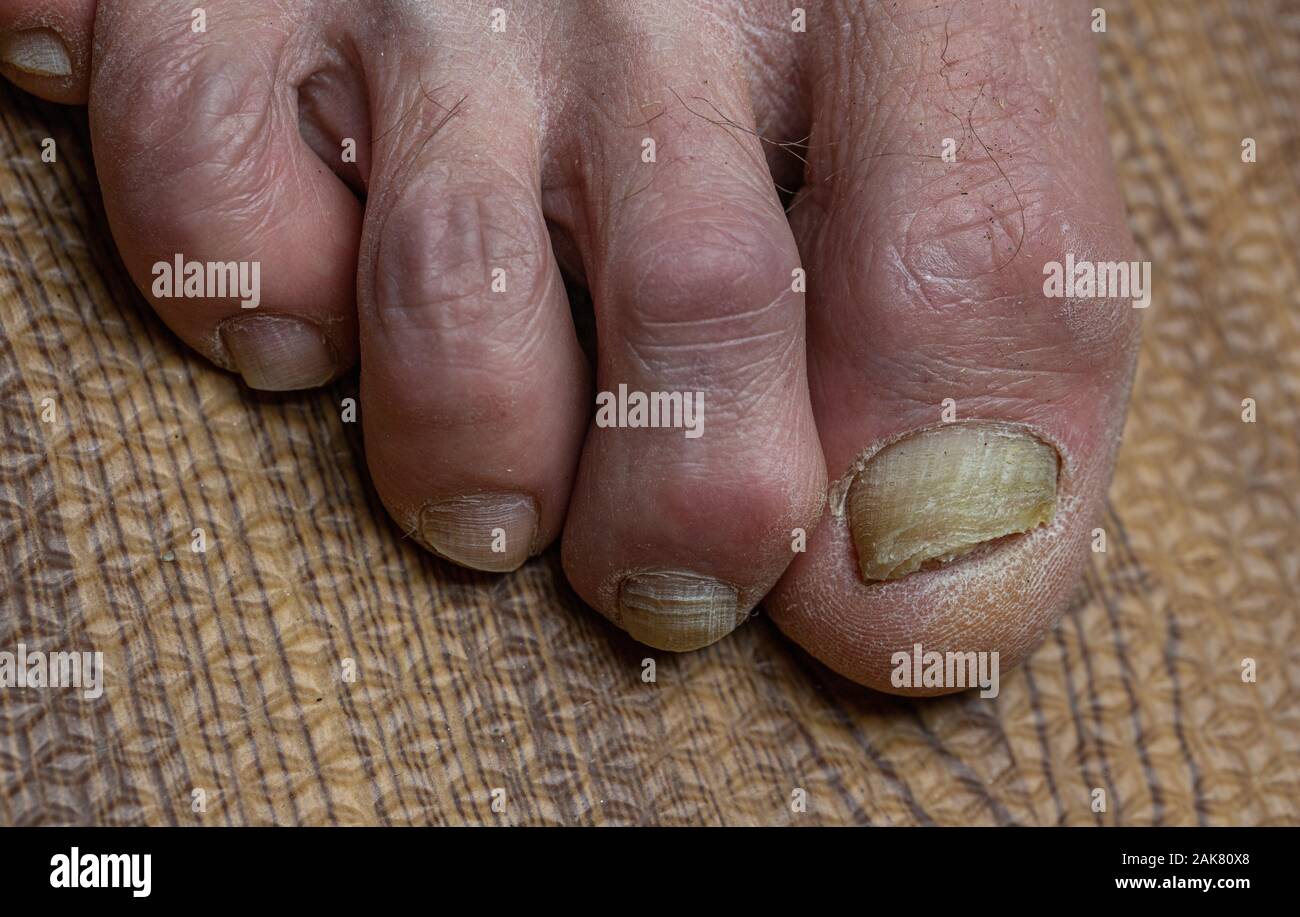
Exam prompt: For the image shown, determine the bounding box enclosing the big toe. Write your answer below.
[770,0,1142,694]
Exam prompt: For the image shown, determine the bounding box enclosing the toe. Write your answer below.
[89,0,364,389]
[356,23,587,573]
[0,0,93,104]
[771,0,1142,692]
[556,9,825,651]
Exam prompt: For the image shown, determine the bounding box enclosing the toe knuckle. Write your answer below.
[614,213,798,351]
[98,48,281,226]
[118,48,248,157]
[854,192,1141,380]
[372,177,549,337]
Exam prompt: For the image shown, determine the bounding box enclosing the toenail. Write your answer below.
[0,28,72,78]
[218,314,336,391]
[617,571,741,652]
[419,493,537,573]
[848,423,1059,582]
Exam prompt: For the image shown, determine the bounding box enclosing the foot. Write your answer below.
[2,0,1139,691]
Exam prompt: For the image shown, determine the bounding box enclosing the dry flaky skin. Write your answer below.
[848,424,1059,581]
[618,571,740,651]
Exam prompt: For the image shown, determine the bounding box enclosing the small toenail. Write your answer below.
[218,314,336,391]
[848,423,1059,582]
[617,571,740,652]
[0,28,72,78]
[419,493,537,573]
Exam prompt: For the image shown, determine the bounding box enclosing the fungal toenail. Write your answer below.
[618,570,740,651]
[420,493,537,573]
[848,423,1058,582]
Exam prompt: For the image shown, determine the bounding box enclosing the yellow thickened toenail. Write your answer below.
[420,494,537,573]
[848,423,1058,582]
[618,571,740,652]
